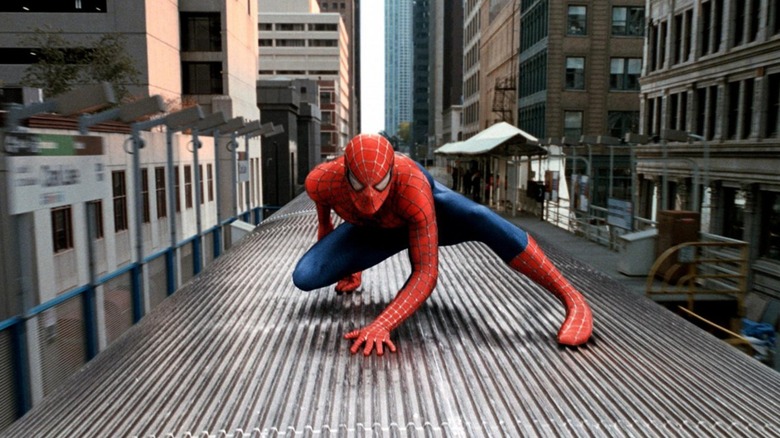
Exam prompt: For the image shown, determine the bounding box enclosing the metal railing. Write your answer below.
[543,197,657,250]
[0,206,275,431]
[645,236,750,313]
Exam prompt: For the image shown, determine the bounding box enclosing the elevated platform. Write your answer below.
[4,196,779,436]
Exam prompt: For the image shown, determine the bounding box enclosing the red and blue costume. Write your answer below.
[293,134,593,356]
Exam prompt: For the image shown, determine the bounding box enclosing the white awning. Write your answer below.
[434,122,547,157]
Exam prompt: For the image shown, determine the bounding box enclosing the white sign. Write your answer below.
[5,133,107,215]
[607,198,633,230]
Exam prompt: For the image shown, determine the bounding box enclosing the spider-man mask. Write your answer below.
[344,134,395,216]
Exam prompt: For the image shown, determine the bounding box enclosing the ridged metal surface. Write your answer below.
[5,195,780,437]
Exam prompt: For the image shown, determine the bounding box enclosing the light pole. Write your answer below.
[162,106,204,293]
[212,117,245,256]
[78,94,166,351]
[190,112,229,273]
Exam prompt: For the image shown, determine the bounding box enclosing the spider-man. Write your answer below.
[293,133,593,356]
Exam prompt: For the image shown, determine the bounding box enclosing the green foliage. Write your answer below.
[20,27,81,97]
[86,33,141,101]
[21,27,141,101]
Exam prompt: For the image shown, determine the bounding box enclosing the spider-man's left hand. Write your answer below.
[344,322,397,356]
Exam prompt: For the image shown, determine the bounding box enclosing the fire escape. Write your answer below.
[492,75,516,124]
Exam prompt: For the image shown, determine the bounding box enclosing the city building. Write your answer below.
[316,0,361,135]
[257,78,322,206]
[384,0,413,144]
[639,0,780,299]
[258,0,352,158]
[462,0,484,139]
[412,0,431,161]
[516,0,644,209]
[440,0,464,144]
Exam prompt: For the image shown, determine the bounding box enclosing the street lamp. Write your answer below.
[188,112,228,273]
[5,82,117,131]
[162,106,204,293]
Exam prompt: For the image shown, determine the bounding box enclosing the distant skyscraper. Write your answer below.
[412,0,430,157]
[384,0,413,139]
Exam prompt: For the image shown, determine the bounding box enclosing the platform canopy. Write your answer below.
[434,122,547,157]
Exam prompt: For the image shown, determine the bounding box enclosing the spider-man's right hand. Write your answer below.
[335,272,362,294]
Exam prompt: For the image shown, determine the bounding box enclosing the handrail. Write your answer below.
[646,240,749,313]
[677,306,757,356]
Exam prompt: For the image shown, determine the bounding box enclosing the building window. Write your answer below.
[700,0,723,54]
[321,111,333,124]
[0,1,107,12]
[87,200,104,239]
[276,39,305,47]
[766,73,780,138]
[184,165,193,209]
[564,111,583,139]
[259,23,273,31]
[567,6,587,35]
[174,167,181,213]
[565,57,585,90]
[668,92,688,131]
[180,12,222,52]
[760,191,780,260]
[727,81,748,140]
[610,58,641,90]
[277,23,305,31]
[52,206,73,253]
[207,164,214,202]
[612,7,644,36]
[722,187,746,240]
[320,91,333,104]
[141,168,150,223]
[182,62,223,95]
[309,39,338,47]
[607,111,639,139]
[774,0,780,36]
[199,165,204,205]
[258,39,273,47]
[155,167,166,219]
[310,23,338,31]
[112,171,128,232]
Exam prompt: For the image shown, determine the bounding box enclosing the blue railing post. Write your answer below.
[82,286,98,360]
[213,228,222,259]
[131,264,144,323]
[11,320,31,417]
[166,248,176,296]
[193,237,202,275]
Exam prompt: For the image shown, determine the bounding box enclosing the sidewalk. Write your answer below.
[502,211,650,296]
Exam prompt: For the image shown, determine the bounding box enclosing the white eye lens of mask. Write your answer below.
[347,169,364,191]
[374,169,392,191]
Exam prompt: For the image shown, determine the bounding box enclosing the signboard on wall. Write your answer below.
[5,132,107,215]
[607,198,633,230]
[237,151,249,183]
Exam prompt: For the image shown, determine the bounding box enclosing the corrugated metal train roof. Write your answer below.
[4,195,779,437]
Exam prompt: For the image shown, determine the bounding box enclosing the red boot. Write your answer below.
[508,236,593,346]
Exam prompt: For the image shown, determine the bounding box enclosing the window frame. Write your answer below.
[565,56,585,90]
[52,206,74,253]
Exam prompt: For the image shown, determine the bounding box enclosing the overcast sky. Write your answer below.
[359,0,385,134]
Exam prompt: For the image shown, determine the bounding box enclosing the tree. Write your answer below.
[86,33,141,101]
[20,27,82,98]
[21,27,140,101]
